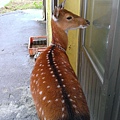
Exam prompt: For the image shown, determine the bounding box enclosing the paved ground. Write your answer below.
[0,9,46,120]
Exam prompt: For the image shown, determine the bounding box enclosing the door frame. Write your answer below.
[78,0,120,119]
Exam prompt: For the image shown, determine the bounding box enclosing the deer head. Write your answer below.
[52,1,90,33]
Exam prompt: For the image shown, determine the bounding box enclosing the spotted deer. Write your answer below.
[30,1,90,120]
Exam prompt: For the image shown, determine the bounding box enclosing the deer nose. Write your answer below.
[86,20,90,25]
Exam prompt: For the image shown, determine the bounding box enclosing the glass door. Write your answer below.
[78,0,118,119]
[83,0,112,83]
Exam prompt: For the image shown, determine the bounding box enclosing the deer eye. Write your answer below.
[66,16,72,20]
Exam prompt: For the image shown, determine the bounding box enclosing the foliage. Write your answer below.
[0,0,43,14]
[33,1,43,9]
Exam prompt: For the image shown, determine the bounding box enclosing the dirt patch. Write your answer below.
[0,0,43,14]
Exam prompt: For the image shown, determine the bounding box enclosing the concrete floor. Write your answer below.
[0,9,46,120]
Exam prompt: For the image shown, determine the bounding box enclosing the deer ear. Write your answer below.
[52,6,60,21]
[59,0,66,9]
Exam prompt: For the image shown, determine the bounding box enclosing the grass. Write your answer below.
[0,0,43,14]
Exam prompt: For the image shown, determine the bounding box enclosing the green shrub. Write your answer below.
[33,1,43,9]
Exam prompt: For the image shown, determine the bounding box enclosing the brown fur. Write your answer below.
[30,7,90,120]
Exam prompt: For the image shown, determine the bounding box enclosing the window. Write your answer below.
[85,0,112,77]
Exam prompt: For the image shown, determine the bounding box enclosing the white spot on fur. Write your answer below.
[75,110,79,114]
[74,96,77,98]
[42,77,45,80]
[53,30,56,34]
[62,114,65,118]
[62,107,65,112]
[39,91,43,95]
[70,99,73,102]
[79,95,82,98]
[52,75,55,77]
[36,81,38,84]
[56,38,58,41]
[48,50,50,53]
[68,94,70,97]
[44,117,46,120]
[73,104,77,108]
[59,74,62,76]
[52,52,54,56]
[47,100,51,103]
[39,107,42,112]
[37,89,39,93]
[47,86,50,89]
[43,81,46,84]
[42,110,44,115]
[39,64,42,67]
[49,68,52,70]
[43,96,46,101]
[73,87,76,90]
[46,56,49,59]
[64,72,67,74]
[71,80,73,83]
[55,99,58,102]
[65,69,68,71]
[54,63,57,66]
[41,72,45,75]
[57,85,60,88]
[36,74,39,77]
[62,100,65,103]
[36,103,39,107]
[50,71,53,74]
[56,66,59,68]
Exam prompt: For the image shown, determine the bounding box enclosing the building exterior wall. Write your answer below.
[46,0,81,74]
[46,0,52,46]
[60,0,81,73]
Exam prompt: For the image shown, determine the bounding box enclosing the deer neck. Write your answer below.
[51,19,68,51]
